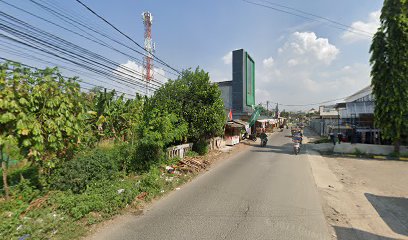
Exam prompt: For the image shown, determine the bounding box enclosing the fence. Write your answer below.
[166,137,225,159]
[167,143,193,159]
[207,137,224,150]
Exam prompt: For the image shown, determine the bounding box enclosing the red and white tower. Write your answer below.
[142,11,154,96]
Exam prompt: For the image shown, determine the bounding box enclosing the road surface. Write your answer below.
[89,129,330,240]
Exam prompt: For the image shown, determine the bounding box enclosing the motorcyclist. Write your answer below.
[293,132,303,145]
[260,129,268,146]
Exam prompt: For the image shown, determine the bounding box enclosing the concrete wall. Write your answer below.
[333,143,408,155]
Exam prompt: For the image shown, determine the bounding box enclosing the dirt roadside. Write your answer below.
[304,129,408,240]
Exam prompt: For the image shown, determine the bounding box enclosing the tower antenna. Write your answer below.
[142,11,154,96]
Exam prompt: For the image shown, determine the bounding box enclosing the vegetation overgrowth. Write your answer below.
[370,0,408,153]
[0,61,226,239]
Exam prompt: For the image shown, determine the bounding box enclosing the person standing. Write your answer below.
[329,132,336,145]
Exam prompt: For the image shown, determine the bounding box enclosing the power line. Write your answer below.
[10,0,174,80]
[0,44,144,95]
[0,11,162,90]
[243,0,373,38]
[73,0,181,75]
[0,57,138,99]
[259,0,375,36]
[1,0,169,82]
[265,88,372,107]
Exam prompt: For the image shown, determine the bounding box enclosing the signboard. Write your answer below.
[246,53,255,106]
[248,106,262,127]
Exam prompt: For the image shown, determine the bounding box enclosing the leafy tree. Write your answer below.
[85,89,144,142]
[148,67,226,143]
[1,61,85,198]
[0,62,42,199]
[370,0,408,153]
[136,107,188,170]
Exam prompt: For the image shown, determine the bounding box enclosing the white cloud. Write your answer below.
[222,52,232,65]
[263,57,274,68]
[117,60,168,83]
[280,32,339,65]
[295,32,339,64]
[288,59,298,66]
[342,10,380,43]
[253,32,370,110]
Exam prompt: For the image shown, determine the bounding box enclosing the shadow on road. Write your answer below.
[334,226,398,240]
[365,193,408,237]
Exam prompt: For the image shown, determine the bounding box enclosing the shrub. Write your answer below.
[185,151,199,157]
[111,143,137,174]
[51,178,140,220]
[10,178,41,203]
[353,148,363,156]
[389,151,400,158]
[139,166,163,200]
[49,148,120,193]
[313,138,332,144]
[193,139,208,156]
[0,165,40,192]
[400,151,408,158]
[135,137,164,173]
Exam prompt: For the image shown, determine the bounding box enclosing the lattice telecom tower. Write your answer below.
[142,11,154,96]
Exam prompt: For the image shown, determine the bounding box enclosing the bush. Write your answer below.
[10,178,41,202]
[0,165,40,192]
[50,147,120,193]
[51,178,140,220]
[139,167,162,199]
[185,151,199,157]
[313,138,332,144]
[135,137,165,173]
[111,143,137,174]
[400,151,408,158]
[389,151,400,158]
[193,139,208,156]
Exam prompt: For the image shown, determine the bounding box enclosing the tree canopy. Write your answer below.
[370,0,408,152]
[147,67,226,142]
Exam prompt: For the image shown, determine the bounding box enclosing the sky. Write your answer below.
[0,0,384,110]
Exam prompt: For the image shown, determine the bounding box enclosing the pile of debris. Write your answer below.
[164,158,210,174]
[178,158,210,172]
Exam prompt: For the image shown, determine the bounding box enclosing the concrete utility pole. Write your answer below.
[266,101,269,116]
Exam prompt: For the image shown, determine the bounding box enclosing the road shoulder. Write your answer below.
[305,131,408,240]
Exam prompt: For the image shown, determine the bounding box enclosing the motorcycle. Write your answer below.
[261,137,268,147]
[242,132,257,142]
[293,140,301,155]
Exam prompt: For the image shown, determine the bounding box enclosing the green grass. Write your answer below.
[0,159,195,240]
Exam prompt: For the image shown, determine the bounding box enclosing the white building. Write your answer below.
[339,86,374,120]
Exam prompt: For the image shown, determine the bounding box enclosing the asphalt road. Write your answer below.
[89,129,330,240]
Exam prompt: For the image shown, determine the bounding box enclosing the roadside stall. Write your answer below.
[224,121,246,146]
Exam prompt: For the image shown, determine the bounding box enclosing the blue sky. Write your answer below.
[0,0,383,110]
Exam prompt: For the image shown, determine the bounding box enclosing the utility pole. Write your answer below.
[142,11,154,96]
[266,101,269,116]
